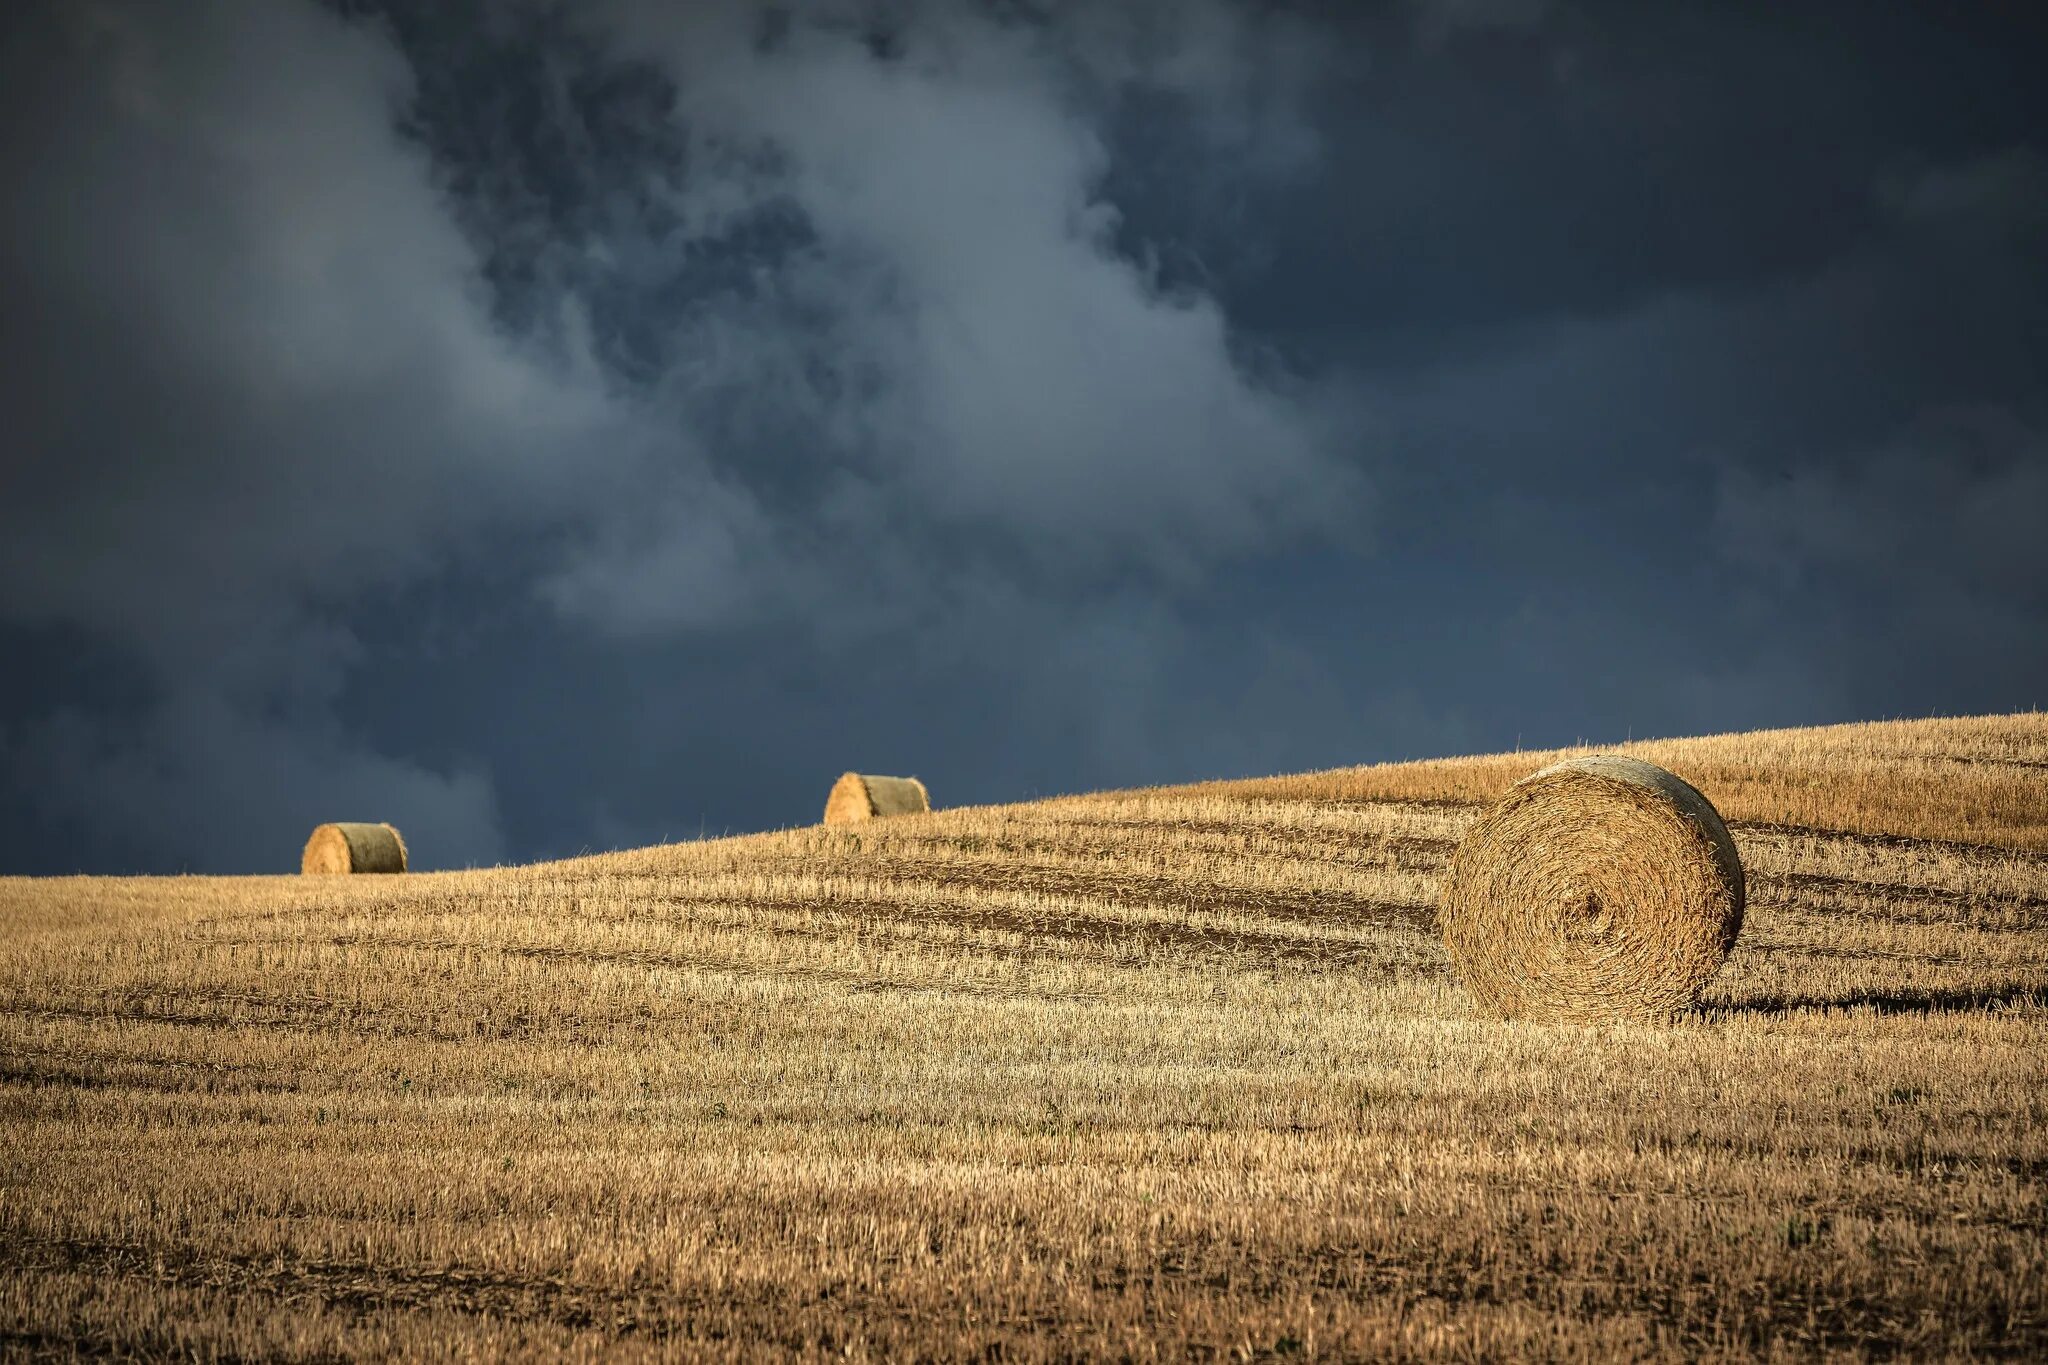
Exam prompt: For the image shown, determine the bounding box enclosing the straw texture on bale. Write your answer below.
[1439,756,1744,1022]
[301,822,409,875]
[823,773,931,825]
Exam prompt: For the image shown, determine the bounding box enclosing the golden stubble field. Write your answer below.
[2,713,2045,1361]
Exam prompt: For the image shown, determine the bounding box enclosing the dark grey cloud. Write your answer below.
[1406,0,1551,45]
[0,0,1360,870]
[1720,410,2047,597]
[0,0,598,868]
[1176,6,2046,356]
[564,0,1363,609]
[1,0,2043,874]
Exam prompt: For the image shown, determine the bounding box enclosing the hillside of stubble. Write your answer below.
[3,713,2046,1360]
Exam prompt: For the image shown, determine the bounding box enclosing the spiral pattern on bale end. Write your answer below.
[301,822,408,874]
[1439,756,1744,1023]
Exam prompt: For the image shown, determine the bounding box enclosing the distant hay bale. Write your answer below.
[823,773,930,825]
[1439,756,1744,1023]
[301,822,409,875]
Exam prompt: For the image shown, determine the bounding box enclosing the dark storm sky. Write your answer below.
[2,0,2043,874]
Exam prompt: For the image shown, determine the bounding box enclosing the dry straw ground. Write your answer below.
[2,713,2045,1360]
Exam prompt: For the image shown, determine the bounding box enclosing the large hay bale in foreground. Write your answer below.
[823,772,930,825]
[1439,756,1744,1022]
[301,822,409,875]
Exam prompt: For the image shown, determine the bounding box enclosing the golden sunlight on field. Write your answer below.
[2,714,2045,1360]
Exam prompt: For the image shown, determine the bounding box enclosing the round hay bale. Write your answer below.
[301,822,409,875]
[823,772,930,825]
[1439,756,1744,1022]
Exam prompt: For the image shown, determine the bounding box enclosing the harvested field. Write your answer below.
[3,713,2046,1360]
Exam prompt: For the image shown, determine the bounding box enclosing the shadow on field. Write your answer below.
[1715,985,2048,1018]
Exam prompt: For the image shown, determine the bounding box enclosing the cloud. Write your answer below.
[1287,121,2048,740]
[540,0,1363,627]
[538,468,788,633]
[0,0,621,866]
[0,0,1361,869]
[1716,408,2048,608]
[9,0,2034,874]
[0,2,619,646]
[1881,146,2048,237]
[1405,0,1554,45]
[13,694,505,873]
[1699,405,2048,726]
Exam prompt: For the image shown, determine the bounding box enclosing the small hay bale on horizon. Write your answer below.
[301,822,409,875]
[823,773,931,825]
[1438,755,1745,1023]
